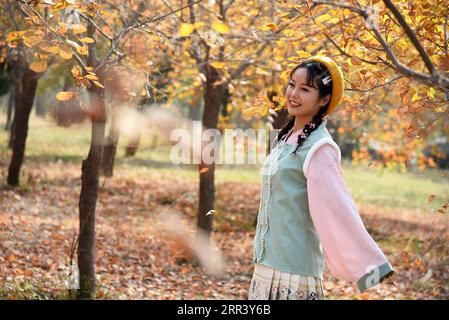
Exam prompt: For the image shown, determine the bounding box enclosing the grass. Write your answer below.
[0,278,68,300]
[0,113,448,213]
[343,160,448,212]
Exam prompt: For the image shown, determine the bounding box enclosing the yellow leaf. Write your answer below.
[210,61,225,69]
[84,74,99,81]
[76,46,88,56]
[53,1,68,10]
[22,36,43,48]
[41,45,60,54]
[283,3,299,8]
[70,24,87,35]
[295,50,311,58]
[34,52,49,60]
[428,87,436,99]
[282,29,295,37]
[194,22,205,29]
[249,8,259,15]
[84,66,94,71]
[277,12,291,18]
[29,60,48,73]
[412,92,421,102]
[59,47,73,59]
[179,23,195,37]
[56,91,75,101]
[79,37,95,44]
[272,95,286,109]
[261,23,278,32]
[212,21,230,34]
[99,10,112,17]
[242,106,256,117]
[71,65,83,78]
[287,56,300,61]
[58,22,68,34]
[6,31,25,42]
[315,14,332,26]
[93,80,104,88]
[274,55,284,61]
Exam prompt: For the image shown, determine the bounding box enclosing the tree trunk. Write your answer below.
[197,64,225,236]
[5,89,13,131]
[77,110,105,299]
[272,109,288,130]
[7,67,39,186]
[101,111,120,177]
[220,87,230,117]
[124,127,141,157]
[188,91,202,121]
[77,21,105,300]
[8,94,17,149]
[124,102,143,158]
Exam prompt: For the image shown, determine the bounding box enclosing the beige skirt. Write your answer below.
[248,263,325,300]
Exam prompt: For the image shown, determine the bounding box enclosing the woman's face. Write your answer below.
[285,67,330,118]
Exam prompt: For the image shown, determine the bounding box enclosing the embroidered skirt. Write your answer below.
[248,263,325,300]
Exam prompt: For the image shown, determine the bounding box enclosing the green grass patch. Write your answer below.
[1,114,447,214]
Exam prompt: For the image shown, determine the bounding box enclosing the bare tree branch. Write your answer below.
[95,0,205,72]
[79,11,113,41]
[382,0,436,76]
[346,75,405,92]
[228,13,301,83]
[310,0,449,90]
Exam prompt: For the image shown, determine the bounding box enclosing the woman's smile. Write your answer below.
[289,100,301,108]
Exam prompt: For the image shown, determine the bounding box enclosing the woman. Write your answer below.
[249,55,394,300]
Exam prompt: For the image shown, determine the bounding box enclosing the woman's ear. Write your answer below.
[320,94,331,107]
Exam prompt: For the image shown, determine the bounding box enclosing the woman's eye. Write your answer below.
[302,88,308,92]
[288,82,294,87]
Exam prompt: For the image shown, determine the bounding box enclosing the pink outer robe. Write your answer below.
[285,129,394,292]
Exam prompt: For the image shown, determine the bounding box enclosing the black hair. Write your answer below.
[276,60,333,153]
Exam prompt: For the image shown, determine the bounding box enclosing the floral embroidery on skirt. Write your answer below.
[248,263,324,300]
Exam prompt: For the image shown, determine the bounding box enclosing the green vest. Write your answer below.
[253,119,340,278]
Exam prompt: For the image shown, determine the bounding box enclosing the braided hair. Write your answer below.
[276,60,333,153]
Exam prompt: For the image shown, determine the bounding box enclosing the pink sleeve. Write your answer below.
[306,144,394,292]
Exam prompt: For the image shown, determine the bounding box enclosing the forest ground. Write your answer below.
[0,115,448,299]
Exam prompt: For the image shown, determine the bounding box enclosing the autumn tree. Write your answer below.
[4,0,203,299]
[160,0,316,238]
[1,1,48,186]
[245,0,449,172]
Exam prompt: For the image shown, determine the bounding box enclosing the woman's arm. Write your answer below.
[306,144,394,293]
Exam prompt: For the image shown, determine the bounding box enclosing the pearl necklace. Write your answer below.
[254,141,282,261]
